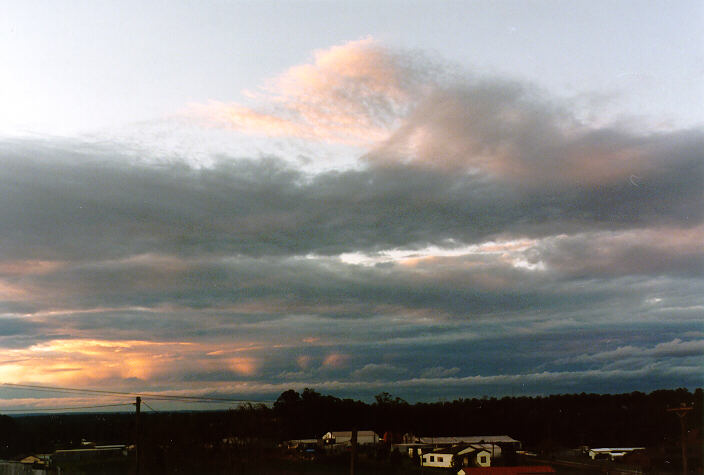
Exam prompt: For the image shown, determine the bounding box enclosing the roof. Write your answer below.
[420,435,519,444]
[324,430,378,438]
[588,447,645,452]
[429,444,491,456]
[53,447,125,454]
[459,466,555,475]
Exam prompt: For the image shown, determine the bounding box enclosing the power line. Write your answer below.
[141,400,158,413]
[0,402,134,412]
[1,382,273,405]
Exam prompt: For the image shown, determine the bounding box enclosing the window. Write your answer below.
[438,456,443,462]
[480,455,487,463]
[429,456,434,462]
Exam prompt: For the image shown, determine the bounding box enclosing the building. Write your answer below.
[587,447,645,461]
[322,430,380,446]
[398,435,520,460]
[421,444,492,468]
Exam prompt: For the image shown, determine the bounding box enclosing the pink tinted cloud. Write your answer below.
[0,260,65,276]
[296,355,312,369]
[322,353,349,368]
[367,84,664,186]
[190,38,693,189]
[190,38,414,146]
[532,225,704,276]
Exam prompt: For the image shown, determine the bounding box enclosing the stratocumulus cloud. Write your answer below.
[0,39,702,408]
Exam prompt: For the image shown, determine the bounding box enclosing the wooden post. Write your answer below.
[350,429,357,475]
[135,396,141,475]
[667,405,692,475]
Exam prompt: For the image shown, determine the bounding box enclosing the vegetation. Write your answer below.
[272,387,702,448]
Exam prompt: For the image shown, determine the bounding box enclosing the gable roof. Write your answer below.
[420,435,519,444]
[459,466,555,475]
[429,444,491,456]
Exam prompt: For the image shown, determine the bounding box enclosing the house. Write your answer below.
[393,435,521,462]
[416,435,521,458]
[421,444,492,468]
[457,466,555,475]
[587,447,645,461]
[391,442,433,459]
[322,430,380,446]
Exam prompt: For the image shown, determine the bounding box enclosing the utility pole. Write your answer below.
[667,404,692,475]
[350,429,357,475]
[135,396,141,475]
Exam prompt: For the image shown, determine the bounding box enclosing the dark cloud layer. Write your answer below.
[1,127,701,263]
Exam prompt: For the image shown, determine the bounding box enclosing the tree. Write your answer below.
[451,454,464,471]
[274,389,301,411]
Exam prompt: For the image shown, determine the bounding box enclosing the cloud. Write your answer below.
[351,363,407,380]
[366,77,704,190]
[0,39,702,404]
[186,37,704,200]
[527,226,704,278]
[0,337,272,389]
[188,37,703,194]
[570,338,704,363]
[322,353,349,369]
[420,366,460,378]
[189,38,429,146]
[1,141,699,269]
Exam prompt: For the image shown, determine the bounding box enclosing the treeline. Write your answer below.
[272,387,702,448]
[0,388,700,460]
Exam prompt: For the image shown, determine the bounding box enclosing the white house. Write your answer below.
[421,444,491,468]
[587,447,645,461]
[416,435,521,458]
[322,430,380,446]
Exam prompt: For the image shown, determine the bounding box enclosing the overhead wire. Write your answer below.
[1,382,272,405]
[141,400,158,413]
[0,402,135,412]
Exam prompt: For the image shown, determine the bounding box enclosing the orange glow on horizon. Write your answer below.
[0,338,264,386]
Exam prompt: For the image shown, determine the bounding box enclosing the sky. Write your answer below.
[0,0,702,412]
